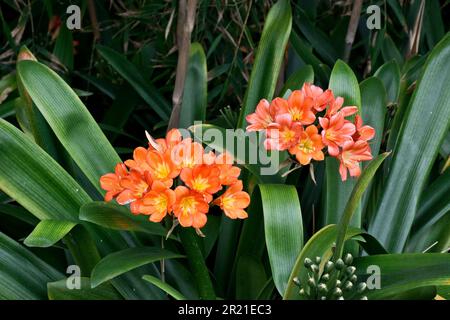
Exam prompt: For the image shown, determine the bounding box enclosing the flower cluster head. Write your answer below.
[246,83,375,181]
[100,129,250,231]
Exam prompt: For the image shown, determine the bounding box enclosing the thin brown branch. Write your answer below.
[343,0,363,62]
[167,0,198,131]
[87,0,100,42]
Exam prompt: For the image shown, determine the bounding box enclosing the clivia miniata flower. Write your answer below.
[100,129,249,233]
[245,82,375,181]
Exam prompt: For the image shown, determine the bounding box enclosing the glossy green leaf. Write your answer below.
[179,43,207,128]
[142,275,187,300]
[0,119,90,221]
[354,254,450,299]
[90,247,183,288]
[24,220,77,247]
[334,152,390,259]
[53,24,73,71]
[259,184,303,295]
[0,97,17,118]
[17,60,122,193]
[412,169,450,234]
[323,60,361,229]
[48,277,122,300]
[236,255,267,300]
[79,201,169,238]
[96,45,170,120]
[237,0,292,128]
[0,231,63,299]
[360,77,387,158]
[279,65,314,97]
[369,33,450,252]
[284,225,362,300]
[374,60,401,104]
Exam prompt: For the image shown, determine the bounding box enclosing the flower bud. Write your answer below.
[335,259,345,270]
[321,273,330,282]
[344,253,353,265]
[346,266,356,276]
[304,258,313,268]
[324,261,334,273]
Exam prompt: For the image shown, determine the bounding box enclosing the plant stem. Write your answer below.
[179,227,216,300]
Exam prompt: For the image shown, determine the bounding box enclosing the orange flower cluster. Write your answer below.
[100,129,250,229]
[246,83,375,181]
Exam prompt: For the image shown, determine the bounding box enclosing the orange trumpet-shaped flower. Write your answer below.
[173,186,209,228]
[100,163,128,202]
[150,128,183,152]
[353,115,375,142]
[146,150,180,187]
[215,152,241,186]
[246,99,277,132]
[116,171,153,214]
[302,83,334,112]
[213,181,250,219]
[170,138,205,169]
[338,140,373,181]
[289,125,325,165]
[124,147,152,174]
[319,112,356,156]
[139,181,176,222]
[325,96,358,118]
[265,113,303,151]
[282,90,316,125]
[180,164,222,199]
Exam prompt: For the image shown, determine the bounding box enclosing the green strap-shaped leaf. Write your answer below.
[259,184,303,295]
[374,60,400,104]
[279,65,314,97]
[179,42,207,129]
[237,0,292,128]
[354,253,450,299]
[360,77,387,216]
[333,152,390,259]
[24,220,77,247]
[0,231,63,299]
[90,247,184,288]
[142,275,187,300]
[369,33,450,253]
[236,255,267,300]
[96,45,170,120]
[48,277,122,300]
[323,60,361,229]
[17,60,122,193]
[0,118,90,221]
[79,201,170,238]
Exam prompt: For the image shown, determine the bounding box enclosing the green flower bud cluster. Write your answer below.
[292,253,367,300]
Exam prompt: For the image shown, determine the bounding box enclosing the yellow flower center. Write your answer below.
[290,109,303,122]
[180,196,196,216]
[153,195,168,213]
[282,130,296,143]
[299,139,314,154]
[134,181,149,197]
[222,196,235,209]
[192,176,210,192]
[155,163,170,179]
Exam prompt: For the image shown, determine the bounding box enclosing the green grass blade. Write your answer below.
[237,0,292,129]
[368,33,450,252]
